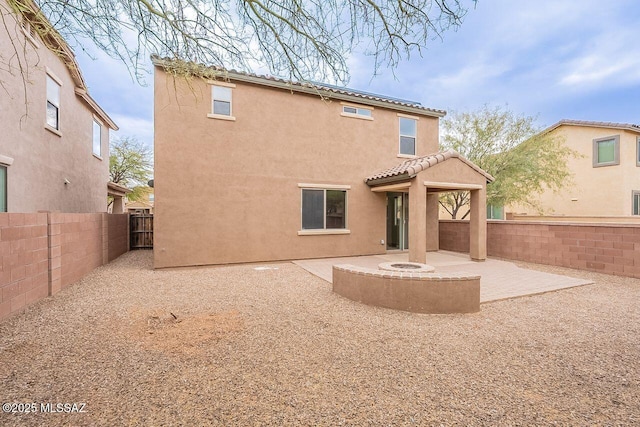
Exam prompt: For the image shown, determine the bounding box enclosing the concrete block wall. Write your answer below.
[0,212,129,320]
[107,214,130,262]
[0,214,49,320]
[52,213,104,292]
[440,220,640,278]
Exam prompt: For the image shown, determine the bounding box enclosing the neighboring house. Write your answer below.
[125,191,154,215]
[0,0,118,213]
[509,120,640,218]
[153,58,493,268]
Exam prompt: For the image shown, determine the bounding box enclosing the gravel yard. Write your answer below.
[1,250,639,426]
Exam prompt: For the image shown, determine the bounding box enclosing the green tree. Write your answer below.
[110,136,153,203]
[4,0,474,84]
[440,105,577,219]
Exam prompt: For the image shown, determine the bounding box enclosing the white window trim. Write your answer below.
[636,137,640,167]
[208,81,236,121]
[207,113,236,121]
[45,125,62,137]
[298,183,351,190]
[299,185,350,234]
[398,115,418,156]
[633,191,640,216]
[340,102,374,121]
[92,117,103,160]
[298,229,351,236]
[46,69,62,134]
[21,19,40,48]
[0,154,14,166]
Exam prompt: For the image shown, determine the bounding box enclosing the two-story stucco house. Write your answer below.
[153,58,493,268]
[510,120,640,219]
[0,0,118,213]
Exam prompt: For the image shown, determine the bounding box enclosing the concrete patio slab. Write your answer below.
[293,251,593,303]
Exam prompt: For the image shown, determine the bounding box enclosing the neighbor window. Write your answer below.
[399,117,417,156]
[0,166,6,212]
[487,204,504,220]
[637,137,640,167]
[633,191,640,216]
[92,120,102,157]
[341,105,373,119]
[212,85,232,116]
[46,74,61,130]
[301,189,347,230]
[592,135,620,167]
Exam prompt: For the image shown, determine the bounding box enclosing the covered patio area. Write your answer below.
[293,251,593,303]
[366,150,495,264]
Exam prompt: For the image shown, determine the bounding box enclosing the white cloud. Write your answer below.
[109,114,154,150]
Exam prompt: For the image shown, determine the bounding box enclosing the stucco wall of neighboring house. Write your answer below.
[511,124,640,217]
[0,0,110,213]
[154,68,440,268]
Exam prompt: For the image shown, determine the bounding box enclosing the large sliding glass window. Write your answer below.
[301,189,347,230]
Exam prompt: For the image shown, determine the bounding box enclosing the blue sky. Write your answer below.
[75,0,640,150]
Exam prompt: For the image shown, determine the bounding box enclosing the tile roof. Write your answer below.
[365,150,495,184]
[151,56,445,117]
[545,119,640,134]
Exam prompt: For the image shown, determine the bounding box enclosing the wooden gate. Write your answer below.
[130,214,153,249]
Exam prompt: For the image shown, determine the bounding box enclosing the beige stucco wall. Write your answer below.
[0,1,110,213]
[510,125,640,217]
[154,68,441,267]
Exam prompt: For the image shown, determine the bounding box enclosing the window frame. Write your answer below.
[592,135,620,167]
[0,165,6,212]
[92,118,102,158]
[298,183,351,235]
[45,72,62,133]
[20,17,40,47]
[633,191,640,216]
[207,81,236,121]
[636,137,640,167]
[340,103,373,120]
[398,115,418,157]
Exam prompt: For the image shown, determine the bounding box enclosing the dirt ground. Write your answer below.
[1,250,639,426]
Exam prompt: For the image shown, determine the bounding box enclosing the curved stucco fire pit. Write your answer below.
[378,262,435,273]
[332,264,480,314]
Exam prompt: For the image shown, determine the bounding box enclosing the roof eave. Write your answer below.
[365,173,413,187]
[543,120,640,135]
[152,57,446,118]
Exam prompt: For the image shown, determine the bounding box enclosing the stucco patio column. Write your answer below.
[112,196,125,214]
[469,187,487,261]
[409,181,427,263]
[426,192,439,251]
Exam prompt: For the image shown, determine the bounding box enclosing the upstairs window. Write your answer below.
[0,165,6,212]
[92,120,102,157]
[399,117,417,156]
[633,191,640,215]
[301,188,347,230]
[46,75,61,130]
[592,135,619,167]
[637,137,640,167]
[341,104,373,120]
[212,85,232,116]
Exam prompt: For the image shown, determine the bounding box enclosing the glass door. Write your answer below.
[386,192,409,250]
